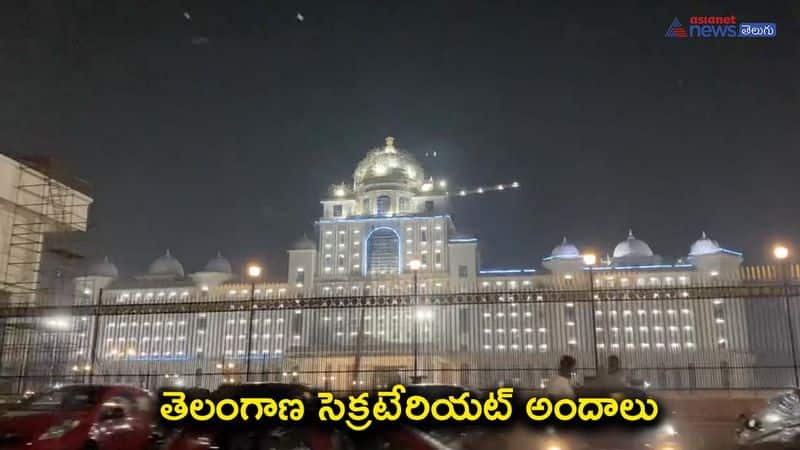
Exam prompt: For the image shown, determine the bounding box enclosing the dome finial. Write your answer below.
[384,136,396,153]
[628,228,634,239]
[561,235,568,244]
[701,230,707,239]
[165,249,171,256]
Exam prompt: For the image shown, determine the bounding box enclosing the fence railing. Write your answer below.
[1,282,799,395]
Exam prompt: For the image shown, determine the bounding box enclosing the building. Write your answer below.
[0,153,92,392]
[64,138,753,391]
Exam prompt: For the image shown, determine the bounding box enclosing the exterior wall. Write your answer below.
[316,215,451,281]
[287,249,316,296]
[447,241,478,292]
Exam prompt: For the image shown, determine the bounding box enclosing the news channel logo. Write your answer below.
[665,16,776,39]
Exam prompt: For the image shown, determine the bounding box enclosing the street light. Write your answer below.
[247,264,262,278]
[774,245,798,387]
[408,259,422,384]
[583,253,599,375]
[245,263,263,381]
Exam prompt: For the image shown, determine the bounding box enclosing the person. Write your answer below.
[546,355,576,398]
[596,355,628,391]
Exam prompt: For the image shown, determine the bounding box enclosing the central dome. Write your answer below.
[613,230,654,258]
[352,137,424,191]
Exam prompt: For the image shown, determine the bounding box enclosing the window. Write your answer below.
[295,271,305,284]
[424,200,434,213]
[399,197,409,213]
[333,204,343,217]
[366,228,400,274]
[376,195,391,215]
[435,253,442,264]
[458,265,468,278]
[362,198,370,215]
[421,230,427,242]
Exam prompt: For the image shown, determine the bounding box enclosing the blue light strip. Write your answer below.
[479,268,537,274]
[541,255,582,262]
[720,248,743,257]
[449,238,477,243]
[585,263,695,271]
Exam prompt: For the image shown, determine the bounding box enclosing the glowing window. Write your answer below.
[366,228,399,274]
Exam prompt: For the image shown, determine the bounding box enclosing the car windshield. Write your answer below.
[14,386,101,412]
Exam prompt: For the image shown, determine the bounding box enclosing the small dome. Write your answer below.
[148,250,185,277]
[690,231,721,256]
[87,256,118,278]
[550,236,581,259]
[352,137,424,191]
[291,235,316,250]
[613,229,654,258]
[204,252,232,274]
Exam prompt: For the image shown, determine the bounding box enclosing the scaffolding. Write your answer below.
[1,156,90,303]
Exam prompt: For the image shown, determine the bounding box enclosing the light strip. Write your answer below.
[318,214,451,224]
[479,268,537,274]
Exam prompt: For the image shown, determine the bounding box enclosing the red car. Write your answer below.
[0,384,155,450]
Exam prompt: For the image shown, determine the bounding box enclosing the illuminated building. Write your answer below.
[71,137,752,390]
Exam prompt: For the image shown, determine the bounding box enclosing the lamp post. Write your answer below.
[583,253,599,376]
[408,259,422,384]
[774,245,798,387]
[245,263,262,381]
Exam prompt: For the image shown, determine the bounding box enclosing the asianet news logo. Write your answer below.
[665,16,776,39]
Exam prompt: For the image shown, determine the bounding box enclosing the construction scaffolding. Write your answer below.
[0,154,91,304]
[0,153,92,395]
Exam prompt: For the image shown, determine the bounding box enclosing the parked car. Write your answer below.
[163,382,353,450]
[737,389,800,449]
[0,384,155,450]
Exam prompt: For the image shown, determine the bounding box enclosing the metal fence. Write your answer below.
[1,281,799,395]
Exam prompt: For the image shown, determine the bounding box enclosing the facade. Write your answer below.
[61,138,755,391]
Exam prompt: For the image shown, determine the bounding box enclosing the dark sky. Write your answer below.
[2,1,798,281]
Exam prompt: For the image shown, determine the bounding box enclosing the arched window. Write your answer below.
[367,227,399,275]
[376,195,391,215]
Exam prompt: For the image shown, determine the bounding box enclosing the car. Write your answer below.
[736,389,800,449]
[162,382,355,450]
[0,384,155,450]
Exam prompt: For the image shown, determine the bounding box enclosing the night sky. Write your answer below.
[2,1,798,281]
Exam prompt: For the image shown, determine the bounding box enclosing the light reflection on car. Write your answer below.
[737,389,800,449]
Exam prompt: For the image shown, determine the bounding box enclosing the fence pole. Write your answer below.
[589,267,599,376]
[87,288,102,384]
